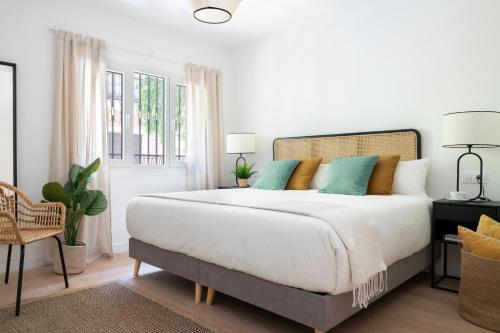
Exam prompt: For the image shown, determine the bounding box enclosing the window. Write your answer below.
[133,72,166,165]
[175,84,187,160]
[104,66,186,168]
[106,71,123,159]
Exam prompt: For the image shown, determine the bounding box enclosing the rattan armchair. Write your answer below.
[0,181,69,316]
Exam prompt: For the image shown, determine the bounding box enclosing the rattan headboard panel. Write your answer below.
[273,129,420,162]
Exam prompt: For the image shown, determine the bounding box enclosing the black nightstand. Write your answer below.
[431,199,500,292]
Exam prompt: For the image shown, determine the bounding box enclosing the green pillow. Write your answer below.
[319,155,379,195]
[252,160,300,190]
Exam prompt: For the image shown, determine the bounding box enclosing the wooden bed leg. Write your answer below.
[133,259,141,277]
[195,282,202,304]
[206,287,215,305]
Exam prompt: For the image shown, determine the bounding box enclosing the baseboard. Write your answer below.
[0,255,46,273]
[112,242,128,254]
[0,242,129,273]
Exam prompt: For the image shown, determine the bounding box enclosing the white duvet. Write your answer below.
[126,189,432,295]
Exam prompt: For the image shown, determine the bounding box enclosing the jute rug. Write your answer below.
[0,281,215,333]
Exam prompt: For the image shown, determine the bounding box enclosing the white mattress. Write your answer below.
[126,189,432,294]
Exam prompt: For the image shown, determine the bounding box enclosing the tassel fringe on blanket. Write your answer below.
[353,270,388,308]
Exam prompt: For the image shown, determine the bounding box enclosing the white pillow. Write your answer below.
[310,164,330,189]
[392,157,431,196]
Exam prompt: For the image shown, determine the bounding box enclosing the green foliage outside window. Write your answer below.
[134,73,165,146]
[175,84,187,159]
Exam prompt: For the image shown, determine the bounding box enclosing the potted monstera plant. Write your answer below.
[42,158,108,274]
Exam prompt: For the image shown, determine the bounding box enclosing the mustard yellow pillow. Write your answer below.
[477,214,500,240]
[458,226,500,261]
[286,158,322,190]
[367,155,401,195]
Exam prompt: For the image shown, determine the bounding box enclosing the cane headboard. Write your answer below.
[273,129,420,162]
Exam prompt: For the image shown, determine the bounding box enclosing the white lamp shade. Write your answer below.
[189,0,242,24]
[442,111,500,148]
[226,133,255,154]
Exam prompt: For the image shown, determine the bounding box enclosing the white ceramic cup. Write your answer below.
[450,191,466,200]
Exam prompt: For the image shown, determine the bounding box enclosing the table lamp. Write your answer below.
[442,111,500,201]
[226,133,255,185]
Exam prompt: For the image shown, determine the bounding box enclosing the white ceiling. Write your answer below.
[94,0,336,48]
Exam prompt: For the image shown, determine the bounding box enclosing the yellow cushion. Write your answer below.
[286,158,322,190]
[367,155,401,195]
[458,226,500,261]
[477,214,500,240]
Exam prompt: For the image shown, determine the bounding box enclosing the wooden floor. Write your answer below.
[0,253,491,333]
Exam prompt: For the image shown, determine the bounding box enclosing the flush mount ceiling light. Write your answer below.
[188,0,242,24]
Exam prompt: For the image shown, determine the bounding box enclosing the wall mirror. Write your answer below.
[0,61,16,186]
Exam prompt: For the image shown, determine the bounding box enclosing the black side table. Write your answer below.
[431,199,500,292]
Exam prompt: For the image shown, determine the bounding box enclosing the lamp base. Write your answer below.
[457,145,490,202]
[469,195,490,203]
[235,154,246,186]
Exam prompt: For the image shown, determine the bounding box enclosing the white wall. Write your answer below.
[0,0,231,269]
[224,0,500,201]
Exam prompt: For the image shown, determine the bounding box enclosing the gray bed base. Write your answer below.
[129,238,431,332]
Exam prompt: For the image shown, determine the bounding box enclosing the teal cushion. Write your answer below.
[319,155,379,195]
[252,160,300,190]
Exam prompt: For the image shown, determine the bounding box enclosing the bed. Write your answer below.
[127,129,431,333]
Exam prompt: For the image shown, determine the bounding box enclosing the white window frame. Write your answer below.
[169,77,188,168]
[105,70,125,161]
[107,61,186,169]
[132,70,168,167]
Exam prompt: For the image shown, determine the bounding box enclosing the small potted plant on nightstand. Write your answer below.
[232,162,256,188]
[42,158,108,274]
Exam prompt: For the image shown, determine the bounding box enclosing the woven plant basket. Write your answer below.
[459,250,500,332]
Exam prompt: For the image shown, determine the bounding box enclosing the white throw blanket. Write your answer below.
[141,192,388,307]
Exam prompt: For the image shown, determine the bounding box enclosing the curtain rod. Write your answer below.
[51,25,185,67]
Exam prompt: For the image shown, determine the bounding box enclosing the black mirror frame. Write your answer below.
[0,61,17,186]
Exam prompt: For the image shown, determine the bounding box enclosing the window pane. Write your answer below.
[175,84,187,161]
[106,71,123,159]
[133,72,165,165]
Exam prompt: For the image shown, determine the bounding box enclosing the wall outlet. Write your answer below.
[462,170,488,184]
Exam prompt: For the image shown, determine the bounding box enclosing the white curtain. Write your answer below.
[186,64,224,190]
[49,30,112,260]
